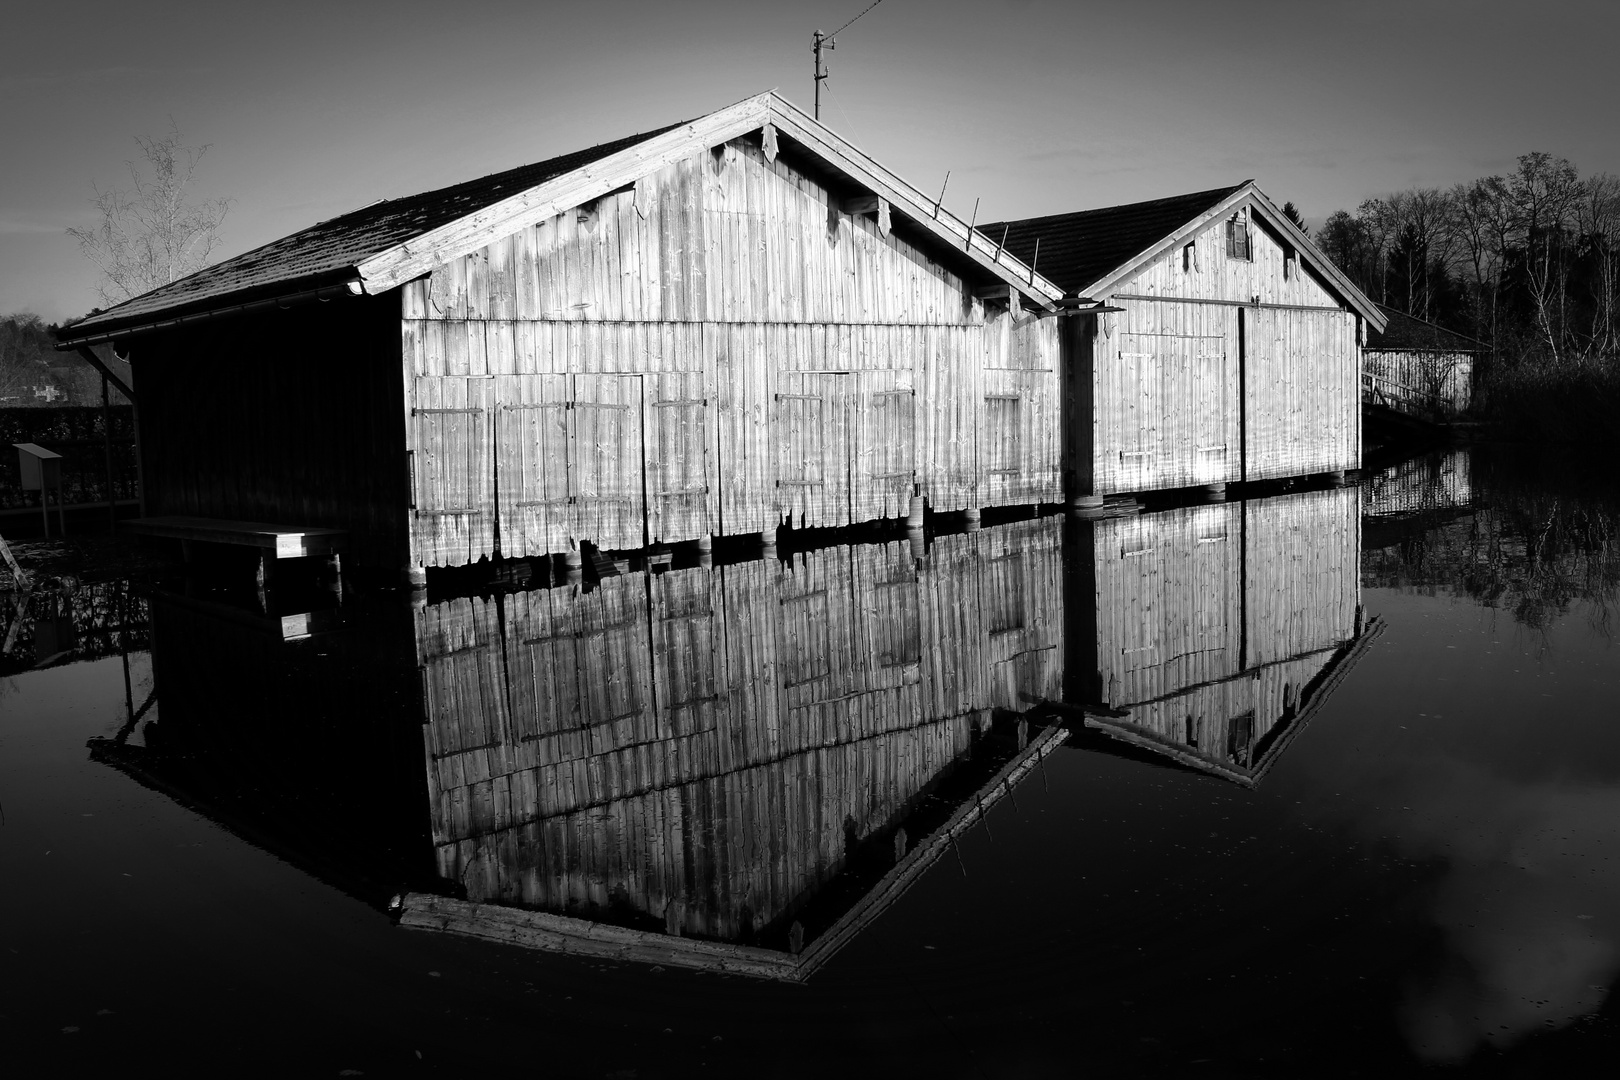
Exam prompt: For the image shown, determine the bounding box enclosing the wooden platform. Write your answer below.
[121,516,346,559]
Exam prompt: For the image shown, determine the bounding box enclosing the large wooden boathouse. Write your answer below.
[57,92,1067,578]
[982,185,1386,502]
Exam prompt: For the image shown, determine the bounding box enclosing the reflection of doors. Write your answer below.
[413,377,493,567]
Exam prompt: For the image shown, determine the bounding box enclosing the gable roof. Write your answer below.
[980,181,1386,330]
[979,185,1244,296]
[1367,304,1487,353]
[59,92,1062,347]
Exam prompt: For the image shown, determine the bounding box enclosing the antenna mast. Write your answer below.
[813,30,832,120]
[811,0,884,122]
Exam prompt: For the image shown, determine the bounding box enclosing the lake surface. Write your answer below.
[4,446,1619,1076]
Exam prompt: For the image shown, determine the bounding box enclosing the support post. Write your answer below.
[102,374,116,535]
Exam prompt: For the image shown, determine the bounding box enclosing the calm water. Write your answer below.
[4,447,1619,1077]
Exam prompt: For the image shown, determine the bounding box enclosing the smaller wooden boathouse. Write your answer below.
[56,92,1066,580]
[981,185,1386,504]
[1363,304,1483,420]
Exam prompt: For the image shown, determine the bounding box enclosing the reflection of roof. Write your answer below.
[979,185,1245,295]
[1064,620,1386,788]
[1367,305,1487,353]
[400,721,1070,980]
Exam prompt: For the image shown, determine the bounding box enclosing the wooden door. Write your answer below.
[644,372,713,543]
[1114,339,1158,492]
[412,377,493,567]
[1191,338,1231,484]
[850,370,916,522]
[775,372,850,529]
[494,374,571,558]
[571,374,645,551]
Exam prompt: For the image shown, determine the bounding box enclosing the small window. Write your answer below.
[1283,247,1296,280]
[1225,216,1250,261]
[1182,241,1197,272]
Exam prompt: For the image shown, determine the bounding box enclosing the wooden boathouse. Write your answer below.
[56,92,1067,580]
[1362,303,1482,420]
[980,184,1386,503]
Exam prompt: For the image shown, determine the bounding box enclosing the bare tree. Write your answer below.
[67,125,230,307]
[1449,176,1513,346]
[1574,173,1620,359]
[1509,152,1583,361]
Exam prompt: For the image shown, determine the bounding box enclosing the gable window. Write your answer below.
[1225,216,1251,261]
[1182,241,1198,272]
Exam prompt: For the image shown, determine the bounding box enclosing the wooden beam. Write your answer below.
[74,346,134,402]
[762,98,1064,305]
[357,93,776,293]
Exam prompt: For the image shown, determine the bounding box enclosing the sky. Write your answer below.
[4,0,1618,324]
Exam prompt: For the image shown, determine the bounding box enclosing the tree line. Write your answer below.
[1314,152,1620,367]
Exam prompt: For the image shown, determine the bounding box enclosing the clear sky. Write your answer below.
[5,0,1617,324]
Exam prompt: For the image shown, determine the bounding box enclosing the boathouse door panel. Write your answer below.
[572,374,646,550]
[850,370,917,523]
[494,374,571,558]
[412,377,494,567]
[1189,338,1232,484]
[1243,309,1352,481]
[776,372,851,529]
[644,372,713,544]
[1112,341,1160,493]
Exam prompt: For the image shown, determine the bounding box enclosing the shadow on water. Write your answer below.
[8,453,1620,1072]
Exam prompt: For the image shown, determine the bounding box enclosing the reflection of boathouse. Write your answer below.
[1064,487,1375,785]
[89,485,1377,978]
[412,522,1066,974]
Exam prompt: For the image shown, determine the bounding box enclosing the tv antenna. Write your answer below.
[813,0,885,121]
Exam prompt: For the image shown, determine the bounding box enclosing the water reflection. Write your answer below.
[1338,448,1620,1060]
[1066,488,1371,785]
[413,526,1066,976]
[81,491,1379,980]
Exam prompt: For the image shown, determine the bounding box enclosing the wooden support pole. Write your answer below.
[102,374,116,535]
[963,508,981,532]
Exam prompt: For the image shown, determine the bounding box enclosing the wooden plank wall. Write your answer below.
[1079,207,1360,497]
[1077,486,1359,772]
[1362,348,1474,418]
[419,518,1062,940]
[133,295,410,569]
[401,140,1060,567]
[1243,308,1358,482]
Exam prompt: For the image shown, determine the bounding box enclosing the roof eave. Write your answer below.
[1070,183,1388,331]
[356,90,1063,306]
